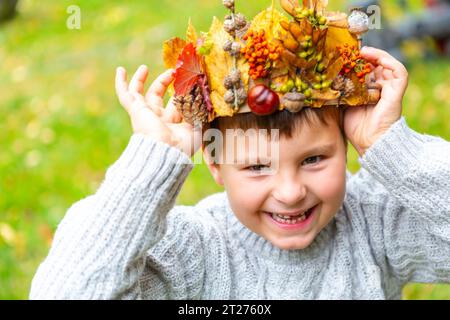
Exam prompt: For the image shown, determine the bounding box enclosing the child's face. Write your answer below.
[207,118,347,250]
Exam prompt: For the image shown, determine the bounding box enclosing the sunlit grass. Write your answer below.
[0,0,449,299]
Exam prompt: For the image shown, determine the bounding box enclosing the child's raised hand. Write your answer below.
[344,47,409,156]
[115,65,202,157]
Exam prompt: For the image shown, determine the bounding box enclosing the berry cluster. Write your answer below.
[294,7,327,28]
[241,30,283,80]
[337,44,372,83]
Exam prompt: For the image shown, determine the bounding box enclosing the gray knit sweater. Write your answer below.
[29,118,450,299]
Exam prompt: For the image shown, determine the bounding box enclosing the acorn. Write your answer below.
[282,92,305,113]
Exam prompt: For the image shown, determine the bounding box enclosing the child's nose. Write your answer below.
[272,174,307,206]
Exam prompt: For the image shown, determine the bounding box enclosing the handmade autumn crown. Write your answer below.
[162,0,381,125]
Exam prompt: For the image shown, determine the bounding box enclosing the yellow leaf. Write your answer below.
[248,7,289,43]
[162,37,187,69]
[311,88,340,101]
[204,17,235,117]
[211,91,234,117]
[186,18,197,44]
[325,26,358,55]
[342,73,369,106]
[324,56,344,80]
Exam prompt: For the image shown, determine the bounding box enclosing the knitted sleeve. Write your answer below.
[29,134,196,299]
[359,117,450,284]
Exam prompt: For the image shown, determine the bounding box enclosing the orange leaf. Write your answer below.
[163,37,187,69]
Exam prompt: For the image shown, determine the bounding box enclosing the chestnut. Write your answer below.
[247,85,280,116]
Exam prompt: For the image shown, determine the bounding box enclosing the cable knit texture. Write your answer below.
[29,118,450,300]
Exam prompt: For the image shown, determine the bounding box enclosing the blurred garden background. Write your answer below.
[0,0,449,299]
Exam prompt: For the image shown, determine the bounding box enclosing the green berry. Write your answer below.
[295,78,303,88]
[299,52,308,59]
[301,41,310,49]
[315,75,322,82]
[318,16,327,25]
[304,35,312,41]
[316,52,323,62]
[313,83,322,90]
[280,84,289,93]
[316,63,325,73]
[321,80,332,89]
[304,88,312,98]
[286,79,295,91]
[306,48,315,56]
[321,74,327,81]
[308,9,315,16]
[301,83,309,91]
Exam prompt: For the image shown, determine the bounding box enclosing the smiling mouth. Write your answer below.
[265,206,317,225]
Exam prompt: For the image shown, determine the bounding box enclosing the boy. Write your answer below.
[30,47,450,299]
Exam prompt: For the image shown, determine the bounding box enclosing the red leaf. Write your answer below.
[174,43,204,95]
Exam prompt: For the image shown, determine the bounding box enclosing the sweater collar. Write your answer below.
[223,193,335,265]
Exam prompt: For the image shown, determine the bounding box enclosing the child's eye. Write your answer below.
[302,156,322,166]
[246,164,269,172]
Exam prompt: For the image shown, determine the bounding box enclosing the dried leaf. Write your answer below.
[174,43,203,96]
[280,0,299,17]
[204,17,235,117]
[163,37,187,69]
[325,26,358,56]
[324,56,344,80]
[342,73,369,105]
[311,88,340,100]
[248,7,289,43]
[186,18,198,44]
[324,11,349,28]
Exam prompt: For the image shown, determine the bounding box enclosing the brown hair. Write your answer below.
[202,106,347,162]
[202,106,346,152]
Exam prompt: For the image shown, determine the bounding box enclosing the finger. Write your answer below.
[382,69,394,81]
[374,65,383,81]
[162,97,183,123]
[146,94,165,116]
[115,67,133,112]
[360,47,407,79]
[377,57,408,79]
[129,65,149,94]
[145,69,176,102]
[130,92,163,117]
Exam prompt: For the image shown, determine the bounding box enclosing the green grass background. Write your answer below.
[0,0,449,299]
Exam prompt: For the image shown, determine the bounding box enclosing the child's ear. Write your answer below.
[202,150,224,186]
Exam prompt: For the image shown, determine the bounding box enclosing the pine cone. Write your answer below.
[223,39,233,52]
[344,78,355,97]
[174,86,209,125]
[230,42,242,56]
[332,76,355,98]
[223,18,236,35]
[332,75,346,91]
[223,0,235,10]
[224,90,235,104]
[234,13,247,29]
[235,87,247,106]
[224,88,247,107]
[224,75,235,89]
[229,69,241,85]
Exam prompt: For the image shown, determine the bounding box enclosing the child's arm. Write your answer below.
[357,118,450,284]
[345,48,450,284]
[29,67,206,299]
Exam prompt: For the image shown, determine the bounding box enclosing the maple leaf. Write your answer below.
[174,42,204,96]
